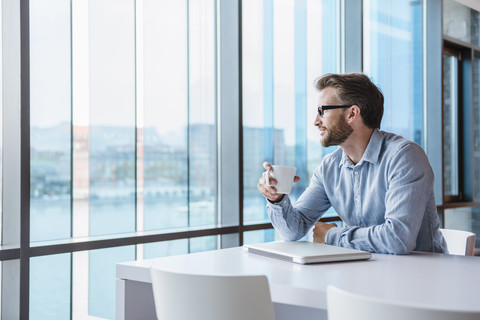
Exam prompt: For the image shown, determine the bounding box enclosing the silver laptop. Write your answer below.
[244,241,371,264]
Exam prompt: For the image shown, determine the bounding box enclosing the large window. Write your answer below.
[28,0,219,319]
[363,0,424,145]
[474,51,480,201]
[442,0,480,205]
[242,0,341,232]
[16,0,345,316]
[442,47,461,200]
[441,0,480,249]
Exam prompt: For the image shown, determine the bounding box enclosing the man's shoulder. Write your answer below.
[378,131,429,168]
[378,131,433,180]
[380,130,423,155]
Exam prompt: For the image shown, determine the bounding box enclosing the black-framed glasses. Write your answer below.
[317,105,351,117]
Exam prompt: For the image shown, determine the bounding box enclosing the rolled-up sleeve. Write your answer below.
[267,168,331,241]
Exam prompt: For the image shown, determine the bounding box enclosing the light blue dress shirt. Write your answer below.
[267,129,447,254]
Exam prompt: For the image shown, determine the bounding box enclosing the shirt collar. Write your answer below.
[339,129,383,168]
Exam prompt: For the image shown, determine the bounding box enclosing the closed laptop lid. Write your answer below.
[244,241,371,264]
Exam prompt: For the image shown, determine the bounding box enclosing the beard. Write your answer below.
[320,114,353,147]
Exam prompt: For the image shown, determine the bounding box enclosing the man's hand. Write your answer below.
[257,162,300,203]
[313,221,338,244]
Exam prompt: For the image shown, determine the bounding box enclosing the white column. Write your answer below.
[135,0,145,261]
[71,0,91,319]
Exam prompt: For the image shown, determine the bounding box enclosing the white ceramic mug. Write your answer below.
[266,165,297,194]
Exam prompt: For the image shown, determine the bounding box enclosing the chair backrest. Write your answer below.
[327,285,480,320]
[439,228,476,256]
[150,267,275,320]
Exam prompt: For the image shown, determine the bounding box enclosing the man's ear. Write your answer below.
[346,105,361,123]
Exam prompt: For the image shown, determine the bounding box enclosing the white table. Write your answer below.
[116,247,480,320]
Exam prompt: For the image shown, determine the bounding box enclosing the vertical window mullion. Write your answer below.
[344,0,362,73]
[218,0,240,245]
[134,0,145,262]
[425,0,443,206]
[20,0,31,318]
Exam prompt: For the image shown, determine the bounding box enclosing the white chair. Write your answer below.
[150,267,275,320]
[327,285,480,320]
[439,228,476,256]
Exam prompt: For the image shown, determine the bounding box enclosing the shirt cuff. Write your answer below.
[266,195,288,205]
[266,195,290,209]
[325,226,342,245]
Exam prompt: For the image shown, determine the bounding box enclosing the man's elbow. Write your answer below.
[387,238,415,255]
[277,228,305,242]
[382,222,417,255]
[281,234,303,242]
[389,246,412,255]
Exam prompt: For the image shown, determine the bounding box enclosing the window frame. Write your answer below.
[441,37,480,208]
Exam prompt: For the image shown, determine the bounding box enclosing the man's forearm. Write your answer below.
[266,197,309,241]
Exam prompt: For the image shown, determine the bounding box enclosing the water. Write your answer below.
[29,196,253,319]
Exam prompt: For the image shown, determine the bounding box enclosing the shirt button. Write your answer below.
[354,196,358,201]
[354,171,359,176]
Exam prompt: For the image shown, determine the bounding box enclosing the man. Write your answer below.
[257,73,446,254]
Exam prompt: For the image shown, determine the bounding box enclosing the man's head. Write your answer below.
[314,73,384,129]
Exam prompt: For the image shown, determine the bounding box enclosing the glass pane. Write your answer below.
[444,207,480,248]
[242,0,340,224]
[243,223,345,244]
[144,236,218,260]
[189,235,217,253]
[474,52,480,201]
[188,0,218,228]
[443,53,459,197]
[363,0,423,145]
[140,1,188,232]
[30,253,71,320]
[140,0,217,232]
[30,0,71,242]
[144,239,189,259]
[244,229,280,244]
[306,0,341,180]
[87,246,135,319]
[88,0,136,236]
[443,0,480,46]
